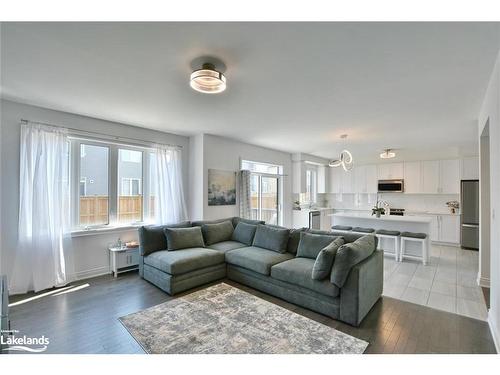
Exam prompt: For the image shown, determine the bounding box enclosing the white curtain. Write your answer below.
[238,170,252,219]
[10,122,75,294]
[152,145,188,224]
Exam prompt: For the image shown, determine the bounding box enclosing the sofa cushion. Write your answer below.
[271,258,340,298]
[138,221,191,256]
[331,235,377,288]
[252,224,290,253]
[225,246,294,275]
[232,217,265,228]
[311,237,345,280]
[207,240,247,253]
[287,228,307,254]
[296,232,338,259]
[232,222,257,245]
[201,220,234,246]
[143,248,224,275]
[306,229,376,246]
[164,227,205,251]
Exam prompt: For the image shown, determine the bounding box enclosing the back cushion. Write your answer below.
[201,220,234,246]
[232,222,257,245]
[311,237,345,280]
[296,232,339,259]
[232,217,265,228]
[138,221,191,256]
[164,227,205,251]
[192,217,236,228]
[287,228,307,254]
[307,229,376,246]
[252,224,290,253]
[330,235,377,288]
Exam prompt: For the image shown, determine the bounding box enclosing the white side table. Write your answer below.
[108,246,140,277]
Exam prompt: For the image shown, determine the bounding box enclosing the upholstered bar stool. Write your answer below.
[375,229,401,261]
[400,232,428,265]
[331,225,353,233]
[351,227,375,235]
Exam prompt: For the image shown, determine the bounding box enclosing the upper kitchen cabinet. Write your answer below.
[461,157,479,180]
[377,162,403,180]
[341,169,354,193]
[328,166,342,194]
[403,161,421,193]
[317,165,327,193]
[421,160,440,193]
[439,159,460,194]
[353,165,377,193]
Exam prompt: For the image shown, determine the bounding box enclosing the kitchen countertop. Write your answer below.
[329,208,459,216]
[330,212,433,223]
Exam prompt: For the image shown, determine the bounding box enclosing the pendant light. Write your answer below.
[328,134,353,171]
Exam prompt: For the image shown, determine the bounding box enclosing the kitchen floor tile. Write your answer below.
[386,272,412,287]
[456,298,488,321]
[431,280,456,297]
[427,292,457,314]
[408,276,433,291]
[383,284,406,299]
[401,287,430,305]
[457,285,484,302]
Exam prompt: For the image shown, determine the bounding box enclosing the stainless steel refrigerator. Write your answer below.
[461,180,479,250]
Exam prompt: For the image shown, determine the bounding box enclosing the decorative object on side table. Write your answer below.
[109,244,140,278]
[372,200,386,218]
[446,200,459,214]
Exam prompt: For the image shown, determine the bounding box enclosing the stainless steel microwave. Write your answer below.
[378,179,404,193]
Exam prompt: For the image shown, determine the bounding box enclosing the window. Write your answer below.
[78,144,109,226]
[71,140,155,230]
[241,160,283,225]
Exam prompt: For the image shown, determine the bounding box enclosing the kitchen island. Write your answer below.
[330,212,432,260]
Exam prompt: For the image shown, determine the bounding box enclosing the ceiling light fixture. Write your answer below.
[329,134,353,171]
[380,149,396,159]
[190,63,226,94]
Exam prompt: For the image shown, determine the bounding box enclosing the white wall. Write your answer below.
[479,128,491,287]
[0,99,190,286]
[191,134,293,228]
[188,134,205,221]
[478,51,500,352]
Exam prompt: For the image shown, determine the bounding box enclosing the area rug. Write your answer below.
[119,283,368,354]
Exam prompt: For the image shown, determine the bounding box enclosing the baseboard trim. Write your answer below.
[488,312,500,354]
[477,275,491,288]
[75,266,110,281]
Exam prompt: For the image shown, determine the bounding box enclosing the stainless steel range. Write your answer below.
[389,208,405,216]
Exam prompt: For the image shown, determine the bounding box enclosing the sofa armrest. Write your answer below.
[339,250,383,326]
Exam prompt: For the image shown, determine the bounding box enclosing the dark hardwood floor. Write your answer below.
[7,272,497,354]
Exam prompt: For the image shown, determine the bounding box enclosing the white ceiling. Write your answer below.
[1,22,500,163]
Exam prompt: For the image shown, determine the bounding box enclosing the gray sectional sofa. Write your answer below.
[138,217,383,326]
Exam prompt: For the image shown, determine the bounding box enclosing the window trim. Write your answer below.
[70,138,153,232]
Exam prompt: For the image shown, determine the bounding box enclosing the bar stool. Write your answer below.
[351,227,375,235]
[400,232,428,265]
[375,229,401,261]
[331,225,352,233]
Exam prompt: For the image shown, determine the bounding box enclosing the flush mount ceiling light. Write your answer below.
[328,134,353,171]
[380,149,396,159]
[190,63,226,94]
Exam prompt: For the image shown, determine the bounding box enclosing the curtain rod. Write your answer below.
[20,119,183,150]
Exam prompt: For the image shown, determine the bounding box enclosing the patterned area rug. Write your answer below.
[119,283,368,354]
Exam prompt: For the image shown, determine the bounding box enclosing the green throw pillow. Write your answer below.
[311,237,345,280]
[232,222,258,245]
[330,235,376,287]
[252,224,290,253]
[201,220,234,246]
[164,226,205,251]
[296,232,339,259]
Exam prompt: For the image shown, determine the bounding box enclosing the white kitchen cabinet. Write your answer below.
[317,165,327,193]
[461,157,479,180]
[439,215,460,244]
[377,162,403,180]
[422,160,440,194]
[403,161,421,193]
[439,159,460,194]
[328,167,342,194]
[341,170,354,193]
[365,165,378,193]
[353,166,366,193]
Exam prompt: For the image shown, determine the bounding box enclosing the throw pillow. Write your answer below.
[331,235,377,288]
[164,226,205,251]
[311,237,345,280]
[232,222,258,245]
[287,228,307,254]
[252,224,290,253]
[296,232,340,259]
[138,221,191,256]
[201,220,234,246]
